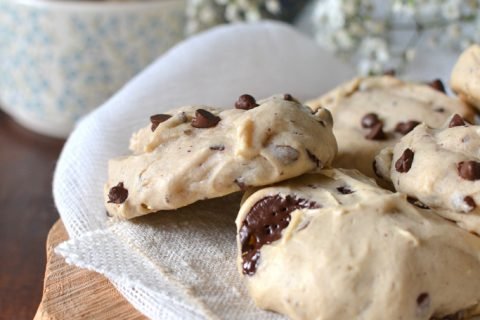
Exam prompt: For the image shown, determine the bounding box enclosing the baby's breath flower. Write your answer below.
[311,0,480,75]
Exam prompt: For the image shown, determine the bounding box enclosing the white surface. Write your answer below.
[54,21,354,319]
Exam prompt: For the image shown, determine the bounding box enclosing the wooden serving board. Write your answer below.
[34,220,147,320]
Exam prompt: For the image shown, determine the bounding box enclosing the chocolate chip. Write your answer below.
[361,113,381,128]
[395,148,414,173]
[105,210,112,217]
[235,94,258,110]
[407,196,430,209]
[365,122,386,140]
[273,145,299,164]
[417,292,430,311]
[395,121,420,135]
[191,109,221,128]
[428,79,446,93]
[239,195,320,275]
[337,186,354,194]
[464,196,476,211]
[209,144,225,151]
[449,114,467,128]
[107,182,128,204]
[434,107,445,113]
[457,161,480,181]
[283,93,294,101]
[150,114,172,131]
[306,149,321,168]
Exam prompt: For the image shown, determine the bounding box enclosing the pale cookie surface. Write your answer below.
[236,169,480,320]
[105,95,337,219]
[451,44,480,109]
[375,115,480,234]
[306,76,474,179]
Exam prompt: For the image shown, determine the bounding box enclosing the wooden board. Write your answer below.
[34,220,146,320]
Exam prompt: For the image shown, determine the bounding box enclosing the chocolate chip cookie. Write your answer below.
[375,114,480,233]
[236,169,480,320]
[451,44,480,110]
[105,95,337,219]
[306,76,474,180]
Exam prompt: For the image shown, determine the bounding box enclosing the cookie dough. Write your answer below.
[375,114,480,234]
[306,76,474,180]
[105,95,337,219]
[236,169,480,320]
[451,44,480,109]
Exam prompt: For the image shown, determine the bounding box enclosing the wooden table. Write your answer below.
[0,111,64,319]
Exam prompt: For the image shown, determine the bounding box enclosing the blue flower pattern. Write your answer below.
[0,2,185,123]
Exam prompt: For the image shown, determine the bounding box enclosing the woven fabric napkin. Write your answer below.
[53,21,354,319]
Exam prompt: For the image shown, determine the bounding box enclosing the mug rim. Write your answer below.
[11,0,185,11]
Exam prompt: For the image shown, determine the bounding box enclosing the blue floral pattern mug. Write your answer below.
[0,0,185,138]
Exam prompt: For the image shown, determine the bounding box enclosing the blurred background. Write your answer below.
[0,0,478,318]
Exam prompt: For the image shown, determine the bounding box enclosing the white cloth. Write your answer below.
[53,21,354,319]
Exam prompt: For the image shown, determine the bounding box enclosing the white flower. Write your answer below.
[442,0,462,21]
[266,0,281,15]
[313,0,346,31]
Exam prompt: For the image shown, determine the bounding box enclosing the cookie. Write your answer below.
[375,114,480,233]
[105,95,337,219]
[236,169,480,320]
[306,76,474,180]
[451,44,480,109]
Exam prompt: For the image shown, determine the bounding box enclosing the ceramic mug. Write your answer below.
[0,0,186,138]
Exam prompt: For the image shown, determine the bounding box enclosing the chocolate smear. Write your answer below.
[239,195,320,275]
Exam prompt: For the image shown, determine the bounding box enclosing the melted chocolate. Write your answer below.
[239,195,320,275]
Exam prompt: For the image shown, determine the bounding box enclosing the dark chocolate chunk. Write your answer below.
[395,121,420,135]
[395,148,414,173]
[464,196,476,211]
[361,113,381,128]
[150,114,172,131]
[407,196,430,209]
[449,114,467,128]
[417,292,430,312]
[337,186,354,194]
[306,149,321,168]
[457,161,480,181]
[434,107,445,113]
[365,122,386,140]
[284,93,294,101]
[235,94,258,110]
[428,79,446,93]
[107,182,128,204]
[239,195,320,275]
[209,144,225,151]
[191,109,221,128]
